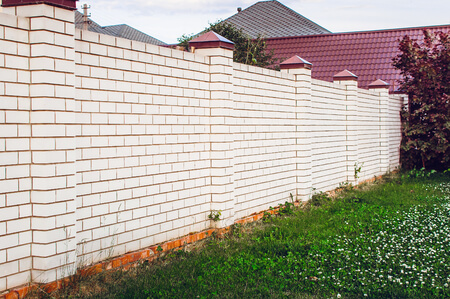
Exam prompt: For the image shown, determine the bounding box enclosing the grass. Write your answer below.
[28,170,450,298]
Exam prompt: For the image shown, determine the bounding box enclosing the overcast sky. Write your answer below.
[77,0,450,44]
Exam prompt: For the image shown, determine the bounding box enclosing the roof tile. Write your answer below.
[265,25,450,91]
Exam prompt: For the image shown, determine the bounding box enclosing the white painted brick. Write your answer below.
[32,125,66,137]
[5,83,29,97]
[32,150,66,163]
[0,261,18,278]
[6,165,29,179]
[33,176,67,190]
[31,43,65,59]
[29,30,54,44]
[31,16,65,33]
[7,271,30,291]
[5,138,28,151]
[7,218,30,235]
[0,40,18,55]
[5,55,29,70]
[0,207,18,225]
[0,152,18,165]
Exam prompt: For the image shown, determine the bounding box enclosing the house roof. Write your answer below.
[74,11,166,46]
[225,0,330,39]
[265,25,450,92]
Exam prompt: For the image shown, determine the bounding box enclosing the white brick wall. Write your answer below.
[0,5,403,292]
[0,11,33,291]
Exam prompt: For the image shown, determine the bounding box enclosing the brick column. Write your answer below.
[3,0,78,284]
[189,32,236,228]
[280,56,313,201]
[333,70,359,183]
[369,79,390,173]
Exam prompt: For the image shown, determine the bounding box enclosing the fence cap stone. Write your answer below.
[1,0,78,10]
[333,69,358,81]
[368,79,390,89]
[189,31,235,50]
[280,55,312,70]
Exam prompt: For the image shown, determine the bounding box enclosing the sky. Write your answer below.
[77,0,450,44]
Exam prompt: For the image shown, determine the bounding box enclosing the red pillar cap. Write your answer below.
[280,55,312,70]
[189,31,235,50]
[368,79,390,89]
[1,0,78,10]
[333,69,358,81]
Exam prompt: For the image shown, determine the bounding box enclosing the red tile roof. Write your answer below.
[266,25,450,92]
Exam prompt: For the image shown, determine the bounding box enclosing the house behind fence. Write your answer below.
[0,0,404,292]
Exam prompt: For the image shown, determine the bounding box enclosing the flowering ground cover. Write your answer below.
[31,171,450,299]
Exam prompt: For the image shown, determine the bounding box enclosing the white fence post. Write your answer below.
[280,56,313,201]
[189,32,236,228]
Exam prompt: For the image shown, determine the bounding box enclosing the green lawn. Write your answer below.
[35,171,450,299]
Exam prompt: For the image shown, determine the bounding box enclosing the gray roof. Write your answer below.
[225,0,330,38]
[75,11,166,46]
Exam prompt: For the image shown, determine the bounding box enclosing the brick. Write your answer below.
[6,165,29,179]
[33,202,67,218]
[6,271,30,291]
[32,150,66,163]
[31,43,65,59]
[30,16,65,33]
[0,152,18,165]
[14,3,54,18]
[32,70,65,85]
[5,83,29,97]
[33,176,67,190]
[7,218,30,235]
[0,260,19,278]
[31,138,56,150]
[0,39,18,55]
[32,125,66,137]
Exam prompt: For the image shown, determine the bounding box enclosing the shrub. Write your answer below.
[393,30,450,170]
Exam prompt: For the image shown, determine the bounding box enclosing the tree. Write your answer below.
[178,21,279,68]
[393,30,450,170]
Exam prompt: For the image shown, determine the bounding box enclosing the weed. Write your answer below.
[310,191,331,207]
[354,161,363,180]
[404,167,437,178]
[208,210,222,222]
[278,201,294,216]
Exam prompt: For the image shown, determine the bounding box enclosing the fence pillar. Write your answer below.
[189,32,236,228]
[3,0,78,284]
[280,56,313,201]
[333,70,359,183]
[369,79,390,173]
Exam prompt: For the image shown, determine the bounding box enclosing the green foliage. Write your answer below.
[393,30,450,170]
[354,162,363,180]
[403,167,437,179]
[33,173,450,299]
[208,210,222,222]
[310,191,331,207]
[178,21,279,68]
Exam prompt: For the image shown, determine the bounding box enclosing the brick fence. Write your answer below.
[0,1,404,292]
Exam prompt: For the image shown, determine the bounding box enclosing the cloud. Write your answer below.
[83,0,256,15]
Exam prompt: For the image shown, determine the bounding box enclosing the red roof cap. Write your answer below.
[2,0,78,10]
[280,55,312,70]
[333,69,358,81]
[189,31,235,50]
[368,79,390,89]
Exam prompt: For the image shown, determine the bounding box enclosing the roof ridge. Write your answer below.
[270,0,330,33]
